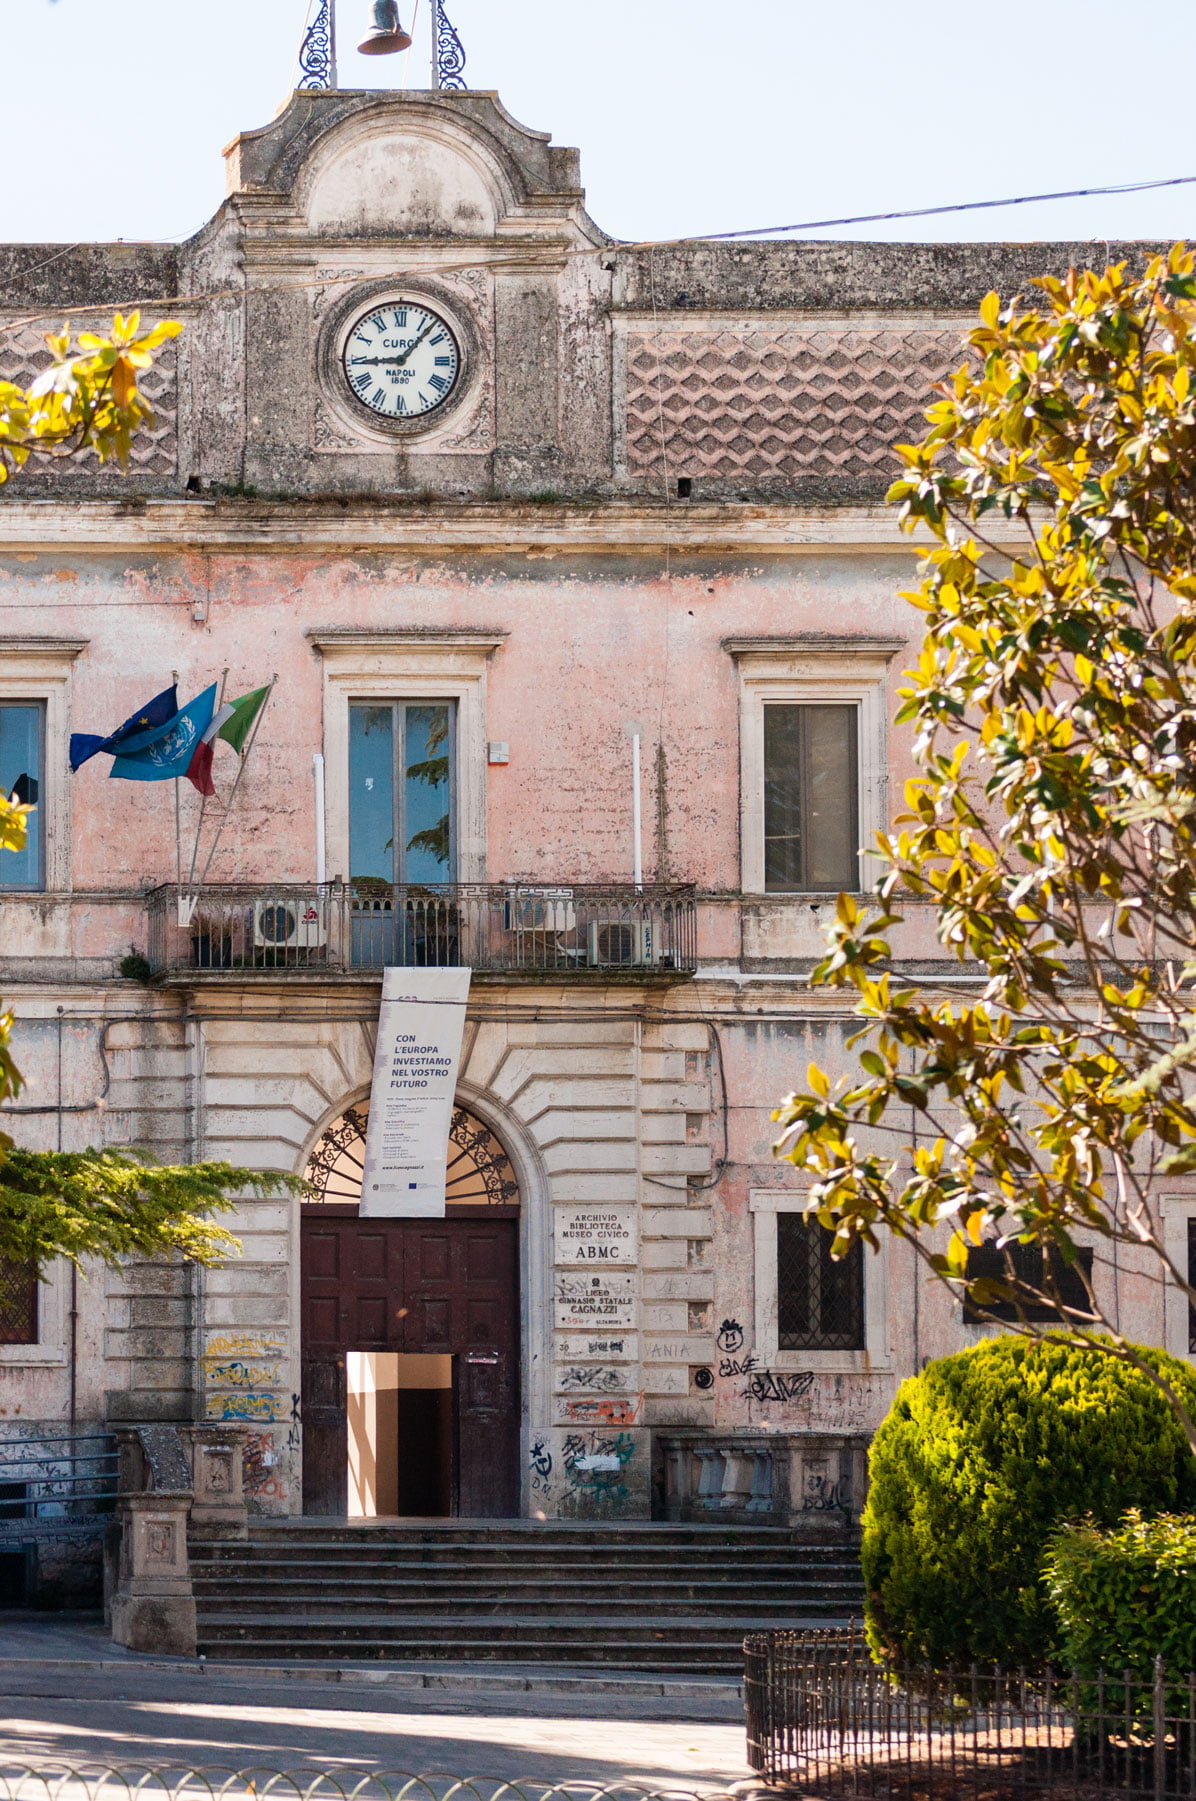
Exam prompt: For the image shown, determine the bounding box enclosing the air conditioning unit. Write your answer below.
[253,897,327,950]
[588,919,659,968]
[504,887,577,934]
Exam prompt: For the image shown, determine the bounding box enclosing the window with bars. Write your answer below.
[0,1259,37,1346]
[776,1211,865,1351]
[963,1240,1094,1324]
[763,703,859,893]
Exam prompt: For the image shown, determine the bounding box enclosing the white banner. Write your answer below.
[360,966,472,1217]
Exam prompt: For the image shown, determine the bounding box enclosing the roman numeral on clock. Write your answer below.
[428,374,449,393]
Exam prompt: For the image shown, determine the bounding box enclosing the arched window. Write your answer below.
[303,1103,519,1214]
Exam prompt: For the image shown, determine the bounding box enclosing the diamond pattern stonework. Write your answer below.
[624,327,962,483]
[0,319,178,476]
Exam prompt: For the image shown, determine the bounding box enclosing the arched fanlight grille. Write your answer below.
[304,1103,519,1211]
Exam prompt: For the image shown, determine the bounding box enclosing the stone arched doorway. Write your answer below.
[300,1103,521,1518]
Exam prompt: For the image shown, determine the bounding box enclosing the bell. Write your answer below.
[358,0,413,53]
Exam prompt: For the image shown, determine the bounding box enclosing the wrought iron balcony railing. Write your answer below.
[145,882,698,978]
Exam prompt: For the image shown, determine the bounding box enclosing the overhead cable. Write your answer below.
[3,173,1196,334]
[694,173,1196,243]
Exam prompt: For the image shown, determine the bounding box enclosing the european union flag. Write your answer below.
[109,686,218,783]
[70,684,178,772]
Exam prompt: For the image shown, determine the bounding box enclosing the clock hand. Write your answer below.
[350,323,441,370]
[392,319,437,367]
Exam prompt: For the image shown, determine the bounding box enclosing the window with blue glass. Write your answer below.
[348,702,455,885]
[0,703,45,890]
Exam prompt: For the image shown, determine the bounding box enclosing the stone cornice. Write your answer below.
[723,635,908,658]
[0,499,996,556]
[0,636,88,657]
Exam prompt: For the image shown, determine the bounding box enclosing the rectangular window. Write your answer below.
[348,701,455,885]
[963,1241,1094,1324]
[0,1259,38,1346]
[0,702,44,890]
[777,1212,865,1351]
[764,703,858,892]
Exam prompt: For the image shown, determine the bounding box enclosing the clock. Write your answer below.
[341,300,462,421]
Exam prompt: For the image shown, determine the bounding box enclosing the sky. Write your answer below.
[2,0,1195,249]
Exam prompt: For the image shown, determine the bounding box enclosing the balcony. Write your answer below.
[145,882,698,980]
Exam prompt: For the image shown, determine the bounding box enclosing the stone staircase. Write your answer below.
[190,1519,863,1673]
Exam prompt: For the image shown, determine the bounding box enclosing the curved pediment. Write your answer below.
[299,109,510,238]
[223,91,588,243]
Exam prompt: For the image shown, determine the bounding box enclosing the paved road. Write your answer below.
[0,1626,749,1796]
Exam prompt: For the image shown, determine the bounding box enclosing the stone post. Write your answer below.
[184,1425,248,1540]
[109,1491,196,1657]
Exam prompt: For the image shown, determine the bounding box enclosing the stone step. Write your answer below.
[191,1520,862,1674]
[194,1640,753,1674]
[195,1614,848,1672]
[190,1551,859,1575]
[232,1523,834,1544]
[193,1544,855,1568]
[190,1572,860,1596]
[192,1592,856,1617]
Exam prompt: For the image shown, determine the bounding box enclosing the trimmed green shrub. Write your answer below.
[1045,1509,1196,1679]
[862,1338,1196,1670]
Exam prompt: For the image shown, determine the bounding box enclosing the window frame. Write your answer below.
[727,637,903,897]
[962,1240,1095,1325]
[0,638,87,894]
[763,700,860,894]
[0,1258,65,1366]
[1160,1196,1196,1361]
[751,1189,891,1374]
[348,698,459,885]
[776,1208,866,1351]
[0,701,46,891]
[311,633,505,887]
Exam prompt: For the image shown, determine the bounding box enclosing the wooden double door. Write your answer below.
[301,1212,520,1518]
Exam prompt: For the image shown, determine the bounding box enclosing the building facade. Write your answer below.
[0,89,1180,1577]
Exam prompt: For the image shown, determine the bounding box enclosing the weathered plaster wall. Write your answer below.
[2,543,919,913]
[0,86,1186,1529]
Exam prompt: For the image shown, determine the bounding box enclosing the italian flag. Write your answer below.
[185,685,271,795]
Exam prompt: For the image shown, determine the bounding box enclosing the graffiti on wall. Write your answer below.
[242,1430,285,1504]
[205,1392,287,1422]
[529,1436,554,1507]
[743,1370,816,1406]
[201,1334,286,1424]
[559,1365,630,1393]
[716,1319,744,1353]
[563,1430,636,1505]
[555,1396,638,1426]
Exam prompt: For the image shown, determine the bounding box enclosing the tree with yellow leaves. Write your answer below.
[774,247,1196,1450]
[0,323,302,1267]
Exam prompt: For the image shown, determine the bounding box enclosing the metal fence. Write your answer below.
[145,884,698,978]
[0,1432,118,1539]
[0,1775,717,1801]
[744,1627,1196,1800]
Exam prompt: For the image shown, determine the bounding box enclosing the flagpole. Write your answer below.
[186,667,228,890]
[171,669,182,890]
[192,677,277,898]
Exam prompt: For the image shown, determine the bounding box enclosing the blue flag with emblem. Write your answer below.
[108,685,218,782]
[69,683,178,772]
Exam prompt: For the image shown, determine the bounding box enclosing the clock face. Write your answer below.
[341,302,462,420]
